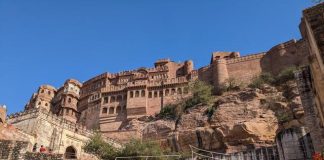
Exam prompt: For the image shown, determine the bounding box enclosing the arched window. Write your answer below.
[177,88,182,94]
[116,106,121,114]
[165,89,170,96]
[45,103,48,106]
[141,90,145,97]
[111,96,115,103]
[102,108,108,114]
[68,98,72,103]
[154,91,158,98]
[109,107,114,114]
[103,97,109,104]
[41,89,44,93]
[130,91,134,98]
[48,91,51,95]
[117,95,122,101]
[171,89,176,95]
[135,91,139,97]
[148,92,152,98]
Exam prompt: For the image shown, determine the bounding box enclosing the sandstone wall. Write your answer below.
[226,53,265,84]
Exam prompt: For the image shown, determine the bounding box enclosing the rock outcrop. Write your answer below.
[118,82,304,153]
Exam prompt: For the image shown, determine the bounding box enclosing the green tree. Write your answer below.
[120,139,164,159]
[185,80,214,109]
[83,132,118,159]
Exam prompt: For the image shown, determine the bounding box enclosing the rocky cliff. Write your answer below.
[118,81,305,153]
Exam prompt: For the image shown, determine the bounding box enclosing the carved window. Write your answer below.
[41,89,44,93]
[148,92,152,98]
[130,91,134,98]
[165,89,170,96]
[135,91,140,97]
[103,97,108,104]
[38,102,41,105]
[109,107,115,114]
[171,89,176,95]
[154,91,158,98]
[111,96,115,103]
[68,98,72,103]
[45,103,48,106]
[177,88,182,94]
[48,91,51,95]
[117,95,122,101]
[102,108,108,114]
[141,90,145,97]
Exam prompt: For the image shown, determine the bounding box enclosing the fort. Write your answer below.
[3,2,324,159]
[9,37,308,141]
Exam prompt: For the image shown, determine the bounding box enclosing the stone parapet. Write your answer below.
[226,52,266,64]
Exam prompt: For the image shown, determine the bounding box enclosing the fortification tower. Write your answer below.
[211,52,240,88]
[25,85,56,111]
[0,105,6,123]
[184,60,194,75]
[58,79,82,123]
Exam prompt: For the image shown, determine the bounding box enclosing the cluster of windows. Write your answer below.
[40,89,52,96]
[102,95,126,104]
[101,105,126,115]
[128,87,189,99]
[150,74,168,80]
[129,90,145,98]
[37,101,49,107]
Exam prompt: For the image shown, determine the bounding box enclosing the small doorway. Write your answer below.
[65,146,77,159]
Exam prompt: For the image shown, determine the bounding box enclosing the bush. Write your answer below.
[217,78,242,95]
[274,67,297,85]
[120,139,164,159]
[159,105,177,120]
[185,80,213,109]
[83,132,118,159]
[249,72,275,89]
[84,133,168,159]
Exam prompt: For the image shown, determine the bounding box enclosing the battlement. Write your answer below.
[226,52,266,64]
[268,39,297,51]
[83,72,109,86]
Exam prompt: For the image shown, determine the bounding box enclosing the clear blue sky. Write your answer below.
[0,0,314,114]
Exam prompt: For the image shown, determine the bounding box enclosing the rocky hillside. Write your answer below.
[118,81,305,153]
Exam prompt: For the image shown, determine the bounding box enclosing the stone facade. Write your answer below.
[299,2,324,153]
[17,39,308,139]
[7,108,120,159]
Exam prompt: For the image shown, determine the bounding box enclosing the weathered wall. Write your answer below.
[7,108,95,159]
[226,53,265,84]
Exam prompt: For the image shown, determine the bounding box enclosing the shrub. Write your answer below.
[276,112,293,124]
[83,132,118,159]
[216,78,242,95]
[185,80,213,109]
[120,139,164,158]
[274,67,297,85]
[159,105,177,120]
[248,72,274,89]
